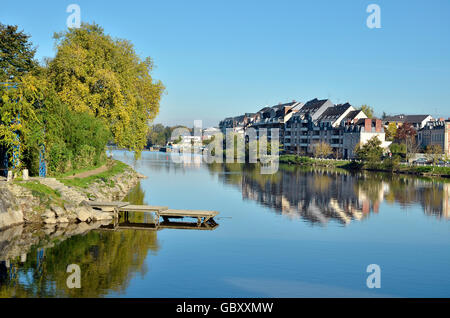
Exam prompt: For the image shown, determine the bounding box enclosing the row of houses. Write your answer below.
[384,114,450,156]
[218,98,389,159]
[218,98,450,159]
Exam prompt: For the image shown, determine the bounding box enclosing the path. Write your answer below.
[66,165,108,179]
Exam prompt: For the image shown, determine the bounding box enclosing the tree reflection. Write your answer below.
[0,183,160,297]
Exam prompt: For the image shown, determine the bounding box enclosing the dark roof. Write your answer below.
[343,110,361,120]
[258,101,297,114]
[383,114,431,124]
[318,103,353,120]
[297,98,330,114]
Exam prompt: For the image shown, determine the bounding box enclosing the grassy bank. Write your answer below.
[345,161,450,177]
[16,181,65,211]
[57,160,129,188]
[280,154,450,178]
[279,154,350,168]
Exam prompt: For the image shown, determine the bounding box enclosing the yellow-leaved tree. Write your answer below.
[47,23,164,154]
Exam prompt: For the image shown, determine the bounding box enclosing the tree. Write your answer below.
[0,24,37,82]
[313,141,332,158]
[355,136,383,164]
[389,142,406,158]
[359,105,374,118]
[395,122,417,161]
[385,122,397,141]
[0,73,42,171]
[425,145,443,165]
[47,23,164,154]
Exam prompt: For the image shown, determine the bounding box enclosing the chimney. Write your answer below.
[364,118,372,132]
[375,119,382,132]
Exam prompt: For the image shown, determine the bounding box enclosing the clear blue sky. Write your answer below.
[2,0,449,127]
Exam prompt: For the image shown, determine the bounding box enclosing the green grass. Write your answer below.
[51,160,106,178]
[57,160,129,188]
[16,181,64,209]
[279,154,350,168]
[17,181,61,198]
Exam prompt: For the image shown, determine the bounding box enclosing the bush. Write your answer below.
[73,144,96,169]
[48,142,73,173]
[383,155,401,172]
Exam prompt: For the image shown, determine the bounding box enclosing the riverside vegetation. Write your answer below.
[0,22,161,229]
[0,158,146,229]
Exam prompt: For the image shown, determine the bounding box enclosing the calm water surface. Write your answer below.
[1,150,449,297]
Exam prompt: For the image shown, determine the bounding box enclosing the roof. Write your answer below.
[298,98,330,112]
[318,103,353,121]
[257,101,299,114]
[343,110,360,120]
[383,114,431,124]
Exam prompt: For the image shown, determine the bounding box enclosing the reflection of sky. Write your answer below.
[109,151,450,297]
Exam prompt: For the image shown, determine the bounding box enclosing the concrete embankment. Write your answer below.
[0,161,145,230]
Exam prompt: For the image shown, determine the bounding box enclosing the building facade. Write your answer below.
[219,98,391,159]
[417,120,450,156]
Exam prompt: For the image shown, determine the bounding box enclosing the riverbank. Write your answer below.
[0,159,145,230]
[279,154,450,178]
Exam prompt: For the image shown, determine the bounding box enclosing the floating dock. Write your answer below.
[87,201,219,226]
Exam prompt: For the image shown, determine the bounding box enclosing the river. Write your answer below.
[0,150,449,297]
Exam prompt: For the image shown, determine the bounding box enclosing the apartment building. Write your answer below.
[219,98,391,159]
[417,120,450,156]
[284,100,371,158]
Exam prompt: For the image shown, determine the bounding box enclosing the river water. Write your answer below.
[1,150,449,297]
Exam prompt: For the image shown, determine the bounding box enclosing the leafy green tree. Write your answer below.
[47,23,164,154]
[385,122,397,141]
[355,136,384,164]
[0,23,37,82]
[0,74,42,170]
[359,105,374,118]
[389,142,406,158]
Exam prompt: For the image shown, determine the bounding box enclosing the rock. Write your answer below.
[44,217,57,224]
[50,205,66,218]
[66,211,78,221]
[75,207,92,223]
[64,202,76,212]
[68,222,92,236]
[92,211,113,221]
[79,200,92,207]
[43,224,56,235]
[42,210,56,219]
[57,217,69,223]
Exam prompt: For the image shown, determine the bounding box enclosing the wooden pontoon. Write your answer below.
[87,201,219,226]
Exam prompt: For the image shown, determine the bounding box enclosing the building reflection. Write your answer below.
[209,164,449,225]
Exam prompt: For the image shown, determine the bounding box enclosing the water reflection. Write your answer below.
[207,163,450,225]
[0,183,160,297]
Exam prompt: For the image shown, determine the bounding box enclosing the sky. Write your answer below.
[1,0,449,127]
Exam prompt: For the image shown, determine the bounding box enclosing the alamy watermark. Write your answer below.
[366,264,381,289]
[366,4,381,29]
[66,4,81,29]
[66,264,81,289]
